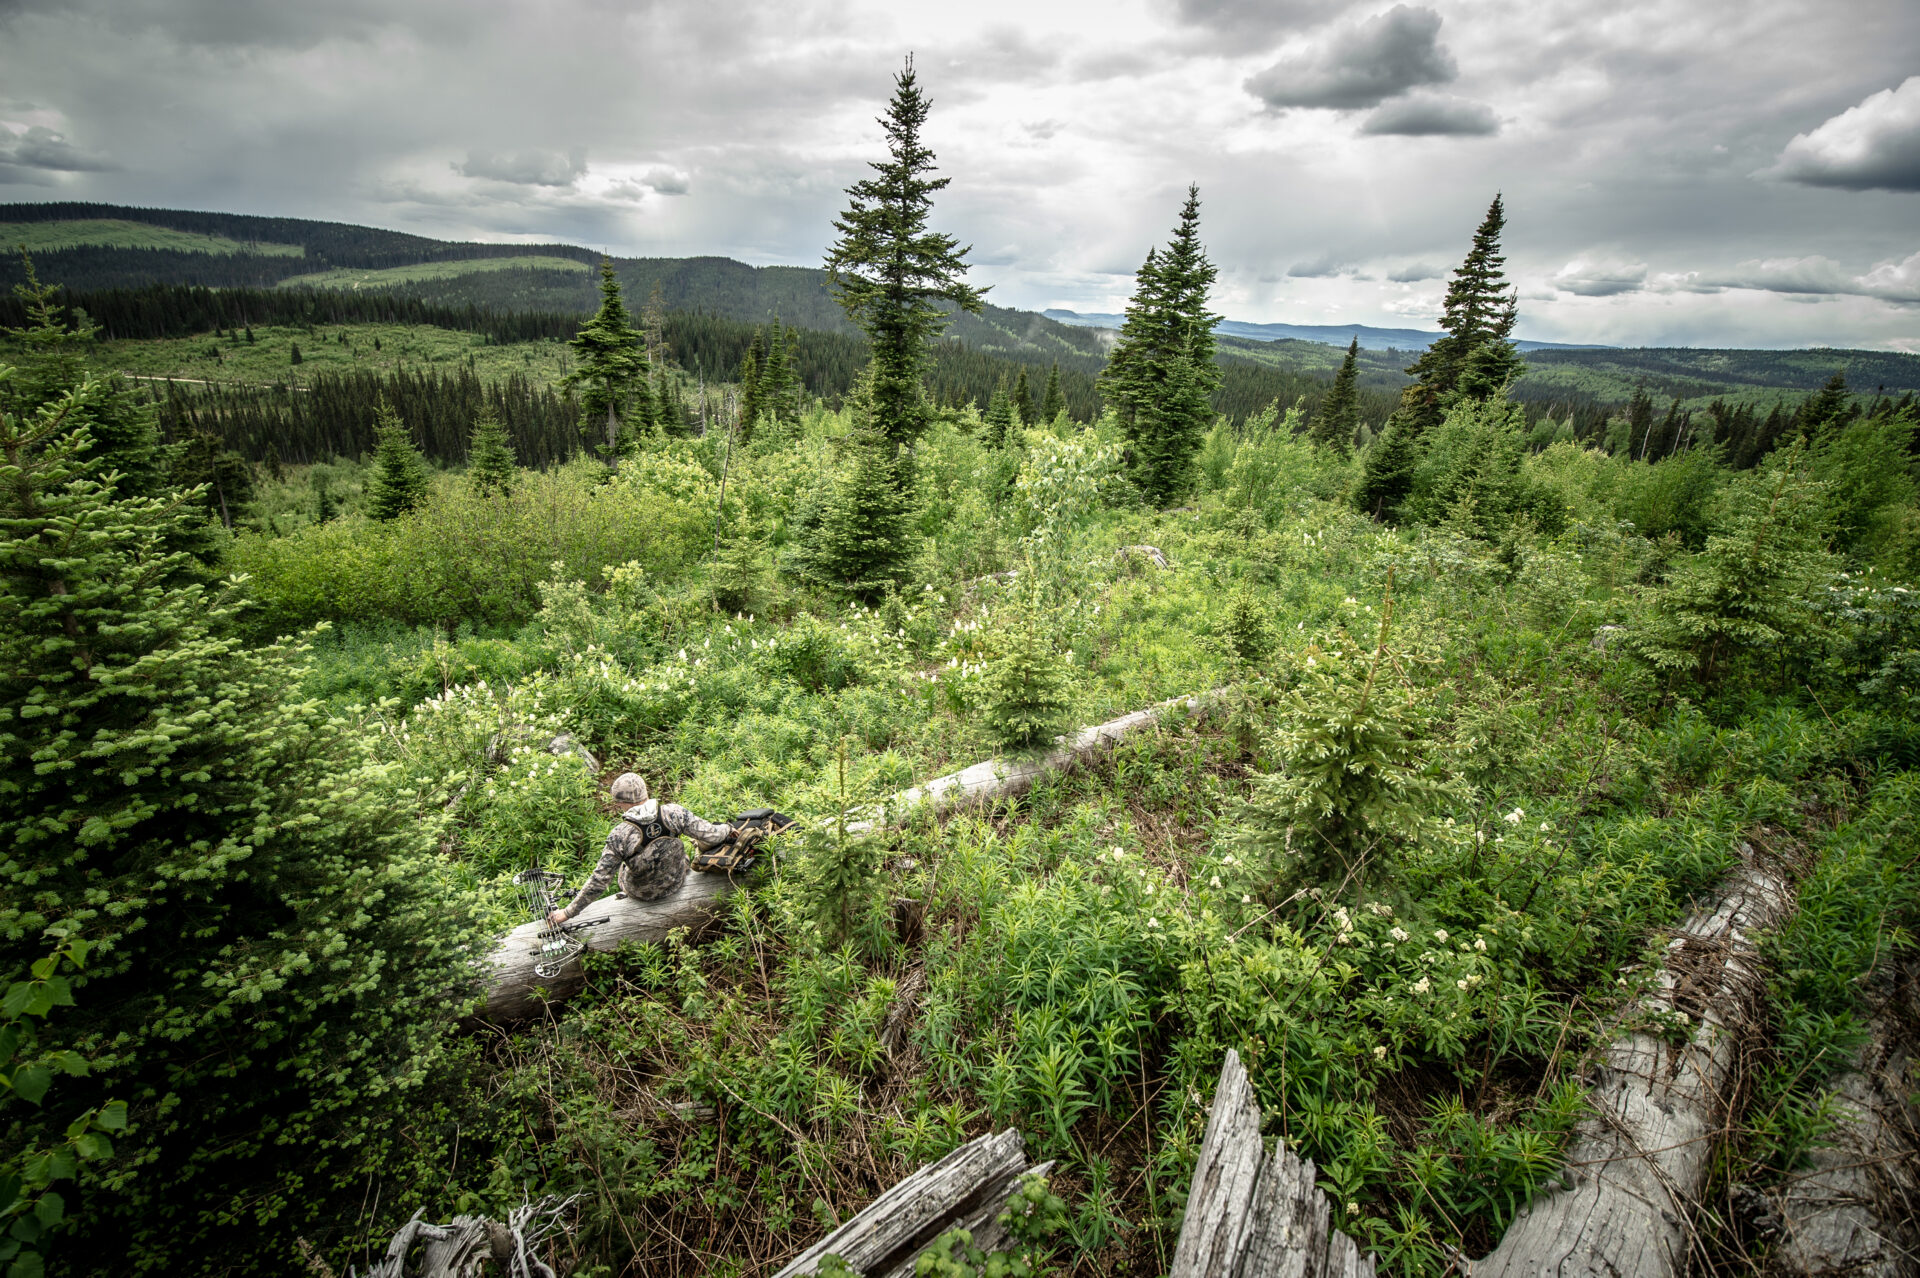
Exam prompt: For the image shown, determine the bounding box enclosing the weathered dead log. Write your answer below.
[1472,853,1793,1278]
[1768,990,1920,1277]
[1169,1048,1376,1278]
[479,694,1213,1020]
[772,1129,1042,1278]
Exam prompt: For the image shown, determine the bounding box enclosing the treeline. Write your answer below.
[145,367,582,467]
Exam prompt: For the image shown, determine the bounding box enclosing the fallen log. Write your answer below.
[479,694,1212,1020]
[772,1129,1050,1278]
[1169,1048,1376,1278]
[1472,851,1793,1278]
[1768,987,1920,1276]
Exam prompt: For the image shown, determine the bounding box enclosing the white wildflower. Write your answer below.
[1372,1045,1387,1060]
[1391,927,1410,943]
[1504,807,1524,825]
[1433,930,1449,943]
[1210,875,1222,889]
[1474,937,1487,952]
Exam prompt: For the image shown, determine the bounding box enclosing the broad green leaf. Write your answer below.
[96,1101,128,1131]
[8,1246,46,1278]
[29,1195,60,1231]
[9,1068,49,1106]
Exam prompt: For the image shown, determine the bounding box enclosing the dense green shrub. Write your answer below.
[1,372,479,1271]
[230,459,711,632]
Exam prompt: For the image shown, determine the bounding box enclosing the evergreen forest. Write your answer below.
[3,60,1918,1278]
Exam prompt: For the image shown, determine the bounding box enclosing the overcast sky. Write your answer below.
[2,0,1917,349]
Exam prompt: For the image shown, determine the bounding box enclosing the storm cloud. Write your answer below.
[1245,6,1455,111]
[1360,93,1497,136]
[455,148,588,187]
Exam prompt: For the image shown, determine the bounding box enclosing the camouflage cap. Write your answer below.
[609,772,650,804]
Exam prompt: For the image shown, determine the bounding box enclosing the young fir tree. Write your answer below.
[824,57,985,453]
[467,406,517,496]
[1224,582,1453,900]
[1040,361,1065,423]
[736,330,765,440]
[1098,186,1221,505]
[3,253,165,500]
[1636,444,1835,686]
[1312,337,1361,456]
[0,364,478,1270]
[983,611,1075,749]
[563,260,652,467]
[810,426,918,597]
[983,380,1016,448]
[1796,371,1853,440]
[1011,365,1035,427]
[1355,394,1423,520]
[366,398,430,520]
[760,321,803,429]
[1623,386,1655,458]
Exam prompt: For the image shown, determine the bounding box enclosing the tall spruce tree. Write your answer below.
[1401,195,1522,435]
[983,380,1016,448]
[1313,337,1361,456]
[737,329,766,440]
[1011,365,1035,426]
[761,321,802,427]
[563,260,652,467]
[467,407,517,496]
[366,398,430,521]
[1040,361,1065,423]
[824,55,984,451]
[1098,185,1221,505]
[1,362,477,1270]
[1796,371,1852,439]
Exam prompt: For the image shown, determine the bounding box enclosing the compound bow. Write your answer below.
[513,869,606,979]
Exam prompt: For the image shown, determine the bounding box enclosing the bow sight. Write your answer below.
[514,869,605,979]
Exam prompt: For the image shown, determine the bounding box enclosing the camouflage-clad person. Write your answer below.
[546,772,764,925]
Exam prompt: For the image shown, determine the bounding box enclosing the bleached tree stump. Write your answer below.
[352,1196,574,1278]
[478,695,1213,1020]
[1471,853,1793,1278]
[1169,1049,1376,1278]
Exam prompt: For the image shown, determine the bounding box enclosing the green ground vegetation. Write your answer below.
[100,321,578,387]
[0,217,305,256]
[277,253,591,291]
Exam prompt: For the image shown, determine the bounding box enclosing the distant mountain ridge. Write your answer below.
[1043,309,1610,354]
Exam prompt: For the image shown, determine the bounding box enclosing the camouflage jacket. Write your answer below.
[561,800,736,919]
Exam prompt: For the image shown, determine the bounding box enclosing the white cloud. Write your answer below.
[1770,75,1920,192]
[0,123,117,172]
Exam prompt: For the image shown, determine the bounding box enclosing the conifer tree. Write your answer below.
[3,253,164,499]
[467,406,517,496]
[366,398,430,520]
[983,380,1016,448]
[810,427,917,596]
[1796,371,1852,439]
[736,331,765,439]
[0,363,476,1270]
[1355,397,1422,520]
[1011,365,1035,426]
[169,427,253,529]
[761,321,802,427]
[1636,444,1833,685]
[1624,386,1655,458]
[1402,195,1522,435]
[1099,186,1221,505]
[983,611,1075,748]
[824,55,984,452]
[563,260,652,467]
[1312,337,1360,456]
[1040,361,1065,423]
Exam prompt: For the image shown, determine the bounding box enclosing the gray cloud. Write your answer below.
[1287,252,1347,277]
[1552,257,1648,296]
[1245,6,1454,111]
[0,124,116,171]
[1386,262,1442,282]
[642,167,691,196]
[1769,75,1920,192]
[1169,0,1349,48]
[454,147,587,187]
[1360,93,1496,136]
